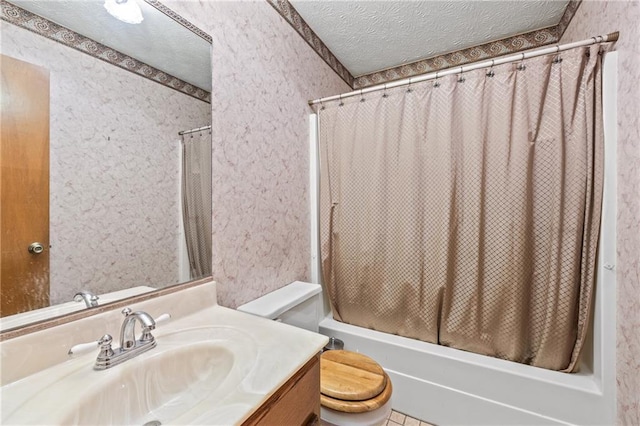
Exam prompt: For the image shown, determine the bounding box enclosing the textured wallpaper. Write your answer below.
[165,0,350,308]
[561,1,640,424]
[1,23,211,305]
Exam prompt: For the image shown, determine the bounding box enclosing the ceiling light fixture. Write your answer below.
[104,0,144,24]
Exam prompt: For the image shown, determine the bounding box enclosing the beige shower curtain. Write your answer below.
[318,46,603,372]
[181,130,212,278]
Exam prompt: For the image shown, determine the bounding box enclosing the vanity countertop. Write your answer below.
[0,281,328,425]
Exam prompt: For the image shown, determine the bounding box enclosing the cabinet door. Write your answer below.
[243,355,320,426]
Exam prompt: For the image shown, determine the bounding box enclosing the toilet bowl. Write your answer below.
[237,281,393,426]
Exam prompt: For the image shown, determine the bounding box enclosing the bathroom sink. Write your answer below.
[2,326,258,425]
[64,343,234,425]
[1,285,329,426]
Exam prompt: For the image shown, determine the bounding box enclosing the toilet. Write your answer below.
[237,281,393,426]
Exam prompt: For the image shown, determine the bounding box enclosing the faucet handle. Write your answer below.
[97,334,114,359]
[122,307,132,317]
[139,313,169,342]
[155,313,171,325]
[140,327,154,343]
[139,313,157,343]
[68,340,99,356]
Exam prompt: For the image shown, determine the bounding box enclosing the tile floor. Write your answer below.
[386,409,434,426]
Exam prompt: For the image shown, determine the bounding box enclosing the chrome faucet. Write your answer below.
[119,308,156,349]
[73,290,99,308]
[94,308,157,370]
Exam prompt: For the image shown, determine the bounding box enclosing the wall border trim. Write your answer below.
[271,0,582,90]
[266,0,355,88]
[0,0,211,103]
[144,0,212,44]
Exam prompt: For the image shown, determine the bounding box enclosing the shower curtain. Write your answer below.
[318,45,603,372]
[181,130,212,278]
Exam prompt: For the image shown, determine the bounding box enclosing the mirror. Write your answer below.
[0,0,212,333]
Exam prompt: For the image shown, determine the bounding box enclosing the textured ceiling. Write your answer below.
[289,0,570,77]
[9,0,211,91]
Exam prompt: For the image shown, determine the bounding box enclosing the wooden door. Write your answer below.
[1,54,50,317]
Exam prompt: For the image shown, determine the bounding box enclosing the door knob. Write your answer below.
[28,242,44,254]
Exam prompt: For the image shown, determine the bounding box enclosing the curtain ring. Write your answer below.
[382,84,388,98]
[433,71,440,88]
[553,44,563,64]
[338,94,344,107]
[320,99,325,111]
[517,53,526,71]
[457,66,465,83]
[406,78,413,93]
[360,89,365,102]
[486,60,495,78]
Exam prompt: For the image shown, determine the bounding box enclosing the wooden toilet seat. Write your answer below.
[320,350,393,413]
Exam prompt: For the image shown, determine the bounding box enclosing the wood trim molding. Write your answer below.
[0,0,211,103]
[270,0,582,90]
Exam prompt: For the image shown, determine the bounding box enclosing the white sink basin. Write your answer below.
[3,327,258,425]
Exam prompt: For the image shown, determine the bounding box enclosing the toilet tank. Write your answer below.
[236,281,322,332]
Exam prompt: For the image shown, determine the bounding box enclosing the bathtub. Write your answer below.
[319,307,613,425]
[312,53,619,425]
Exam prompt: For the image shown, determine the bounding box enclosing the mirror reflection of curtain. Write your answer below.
[181,130,212,278]
[318,45,604,372]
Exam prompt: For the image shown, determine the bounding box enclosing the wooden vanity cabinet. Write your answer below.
[242,354,321,426]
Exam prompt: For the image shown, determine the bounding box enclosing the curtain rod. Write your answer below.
[178,125,211,136]
[308,32,619,106]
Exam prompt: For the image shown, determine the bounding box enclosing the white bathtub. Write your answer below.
[319,311,612,426]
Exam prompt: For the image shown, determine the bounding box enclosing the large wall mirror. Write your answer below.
[0,0,212,334]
